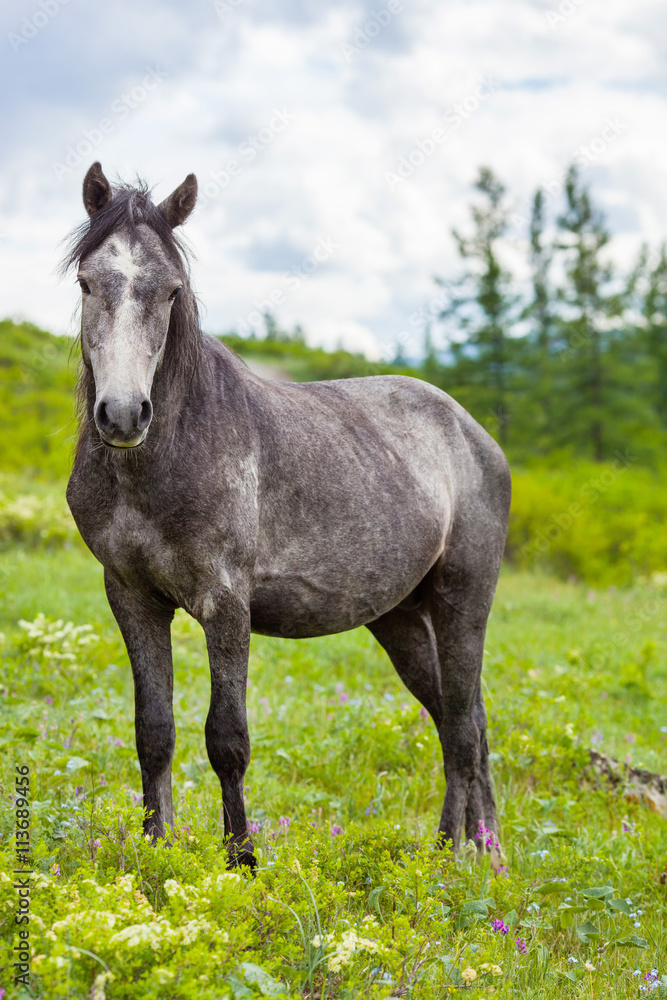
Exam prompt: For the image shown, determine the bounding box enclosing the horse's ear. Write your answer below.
[83,162,112,216]
[158,174,198,228]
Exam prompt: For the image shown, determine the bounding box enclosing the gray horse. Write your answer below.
[64,162,511,868]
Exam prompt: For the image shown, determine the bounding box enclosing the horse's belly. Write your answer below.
[249,522,446,638]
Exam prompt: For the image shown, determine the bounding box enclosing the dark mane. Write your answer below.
[62,179,203,451]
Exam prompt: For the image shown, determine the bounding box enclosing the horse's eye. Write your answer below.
[168,287,181,302]
[78,278,91,294]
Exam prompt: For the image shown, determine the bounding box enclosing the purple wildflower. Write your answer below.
[250,821,261,834]
[50,864,61,876]
[279,815,291,828]
[477,819,498,849]
[419,707,429,720]
[331,824,343,836]
[491,919,510,934]
[44,695,53,705]
[98,774,108,786]
[339,691,349,703]
[516,938,528,954]
[75,785,85,798]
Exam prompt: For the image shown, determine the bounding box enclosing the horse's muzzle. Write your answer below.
[94,396,153,448]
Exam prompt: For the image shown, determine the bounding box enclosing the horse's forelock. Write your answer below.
[60,181,189,274]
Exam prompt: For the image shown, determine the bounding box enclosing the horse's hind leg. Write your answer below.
[367,605,443,727]
[368,562,500,859]
[428,540,503,859]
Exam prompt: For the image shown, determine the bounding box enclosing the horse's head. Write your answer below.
[74,162,198,448]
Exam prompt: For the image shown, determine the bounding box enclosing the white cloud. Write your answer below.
[1,0,666,355]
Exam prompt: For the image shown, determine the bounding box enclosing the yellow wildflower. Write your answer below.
[462,967,477,982]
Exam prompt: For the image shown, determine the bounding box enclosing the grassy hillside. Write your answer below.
[0,319,666,995]
[0,320,78,480]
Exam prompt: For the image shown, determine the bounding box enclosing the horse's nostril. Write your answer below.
[138,399,153,431]
[96,400,111,431]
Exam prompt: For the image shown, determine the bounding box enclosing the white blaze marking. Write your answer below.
[107,236,141,280]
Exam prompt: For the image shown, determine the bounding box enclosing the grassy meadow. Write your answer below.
[0,321,666,998]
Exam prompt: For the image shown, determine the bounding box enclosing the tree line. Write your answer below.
[415,165,667,464]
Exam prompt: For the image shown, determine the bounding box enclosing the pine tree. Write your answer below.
[638,244,667,423]
[555,166,624,461]
[437,167,518,445]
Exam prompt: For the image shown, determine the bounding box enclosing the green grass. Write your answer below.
[1,540,666,998]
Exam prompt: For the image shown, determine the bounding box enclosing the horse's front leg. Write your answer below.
[104,571,176,840]
[201,593,254,869]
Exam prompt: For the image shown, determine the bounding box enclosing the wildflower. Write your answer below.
[635,921,641,928]
[495,865,509,876]
[477,819,498,849]
[339,691,349,703]
[461,968,477,982]
[633,970,641,976]
[568,957,578,964]
[98,775,108,786]
[278,816,291,829]
[491,919,509,934]
[75,785,84,797]
[420,706,429,720]
[591,731,603,745]
[50,864,60,876]
[45,695,53,705]
[584,961,596,971]
[249,821,261,834]
[364,806,377,816]
[516,938,527,953]
[331,825,343,836]
[491,966,502,976]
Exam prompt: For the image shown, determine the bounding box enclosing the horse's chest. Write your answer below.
[96,503,181,592]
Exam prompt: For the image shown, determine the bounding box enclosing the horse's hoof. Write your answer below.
[227,848,257,874]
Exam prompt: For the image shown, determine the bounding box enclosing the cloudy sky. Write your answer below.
[1,0,666,359]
